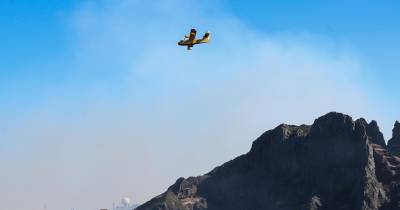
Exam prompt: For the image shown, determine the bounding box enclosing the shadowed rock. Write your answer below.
[136,112,400,210]
[365,120,386,148]
[388,121,400,156]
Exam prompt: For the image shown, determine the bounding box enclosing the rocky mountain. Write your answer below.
[136,112,400,210]
[388,121,400,156]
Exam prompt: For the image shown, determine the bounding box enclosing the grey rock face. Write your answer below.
[136,112,400,210]
[365,120,386,148]
[388,121,400,156]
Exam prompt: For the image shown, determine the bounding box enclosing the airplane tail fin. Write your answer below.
[201,31,211,43]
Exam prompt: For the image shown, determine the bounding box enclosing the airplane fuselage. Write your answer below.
[177,40,195,47]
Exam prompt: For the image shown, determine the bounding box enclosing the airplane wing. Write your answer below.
[188,29,197,42]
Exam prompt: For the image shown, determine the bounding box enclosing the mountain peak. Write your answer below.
[310,112,355,137]
[388,121,400,156]
[394,121,400,139]
[136,112,399,210]
[365,120,386,148]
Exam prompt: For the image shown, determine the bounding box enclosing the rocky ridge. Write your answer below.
[136,112,400,210]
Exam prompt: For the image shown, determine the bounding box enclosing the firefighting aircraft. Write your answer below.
[177,29,210,50]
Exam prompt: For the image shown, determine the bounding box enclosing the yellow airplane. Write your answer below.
[177,29,210,50]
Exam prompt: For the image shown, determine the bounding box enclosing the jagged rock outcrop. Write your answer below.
[388,121,400,156]
[365,120,386,148]
[136,112,400,210]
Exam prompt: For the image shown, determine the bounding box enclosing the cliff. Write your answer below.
[136,112,400,210]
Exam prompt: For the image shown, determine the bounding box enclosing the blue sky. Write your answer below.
[1,1,399,114]
[1,1,399,210]
[227,0,400,87]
